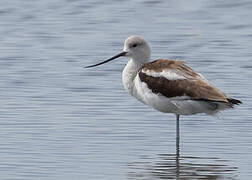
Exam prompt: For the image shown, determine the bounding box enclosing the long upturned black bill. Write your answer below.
[85,51,127,68]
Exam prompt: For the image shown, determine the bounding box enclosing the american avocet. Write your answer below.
[85,35,242,154]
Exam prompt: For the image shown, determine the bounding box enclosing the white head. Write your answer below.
[85,35,151,68]
[123,36,151,63]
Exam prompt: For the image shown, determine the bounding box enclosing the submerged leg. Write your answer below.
[176,114,180,157]
[175,114,181,179]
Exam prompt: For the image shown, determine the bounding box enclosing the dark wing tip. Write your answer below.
[227,98,242,105]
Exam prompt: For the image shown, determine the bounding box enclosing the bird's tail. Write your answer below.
[227,98,242,106]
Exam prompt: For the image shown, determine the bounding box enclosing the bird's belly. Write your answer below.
[134,90,216,115]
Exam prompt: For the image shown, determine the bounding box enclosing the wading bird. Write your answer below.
[85,35,242,155]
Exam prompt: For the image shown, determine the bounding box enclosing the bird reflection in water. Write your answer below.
[127,154,238,180]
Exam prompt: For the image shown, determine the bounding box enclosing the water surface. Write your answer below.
[0,0,251,179]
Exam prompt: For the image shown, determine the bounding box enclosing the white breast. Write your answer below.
[122,59,143,95]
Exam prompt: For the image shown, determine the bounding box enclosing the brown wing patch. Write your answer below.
[139,59,229,103]
[142,59,184,72]
[142,59,199,78]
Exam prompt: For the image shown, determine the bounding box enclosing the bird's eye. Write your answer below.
[132,43,138,47]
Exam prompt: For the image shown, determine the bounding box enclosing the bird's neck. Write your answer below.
[122,58,147,95]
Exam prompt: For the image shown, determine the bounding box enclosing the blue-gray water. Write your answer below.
[0,0,251,179]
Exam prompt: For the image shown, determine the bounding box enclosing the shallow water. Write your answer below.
[0,0,251,179]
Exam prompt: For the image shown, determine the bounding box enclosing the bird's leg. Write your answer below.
[176,153,180,180]
[176,114,180,157]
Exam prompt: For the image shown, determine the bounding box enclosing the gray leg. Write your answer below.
[176,114,180,157]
